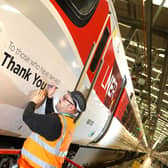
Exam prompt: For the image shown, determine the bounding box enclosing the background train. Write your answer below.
[0,0,148,163]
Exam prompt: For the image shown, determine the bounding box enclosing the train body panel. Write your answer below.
[0,0,83,137]
[0,0,147,152]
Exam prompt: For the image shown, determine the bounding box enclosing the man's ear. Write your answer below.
[70,104,76,112]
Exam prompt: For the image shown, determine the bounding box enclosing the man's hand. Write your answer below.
[31,90,47,105]
[47,84,57,98]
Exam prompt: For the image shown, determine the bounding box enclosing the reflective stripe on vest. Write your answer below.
[22,114,69,168]
[29,133,67,157]
[55,114,67,156]
[22,148,56,168]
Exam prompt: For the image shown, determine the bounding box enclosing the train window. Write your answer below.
[132,122,139,138]
[90,27,110,72]
[127,113,134,131]
[122,102,131,124]
[54,0,99,27]
[123,110,132,127]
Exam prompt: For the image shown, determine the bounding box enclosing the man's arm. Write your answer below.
[23,90,62,141]
[45,97,54,114]
[45,84,57,114]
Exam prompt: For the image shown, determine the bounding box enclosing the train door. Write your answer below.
[50,0,111,98]
[50,0,128,143]
[50,0,114,105]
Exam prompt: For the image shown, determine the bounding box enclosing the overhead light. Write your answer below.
[135,88,140,92]
[129,40,137,47]
[144,0,168,8]
[160,109,167,113]
[162,99,168,104]
[129,40,145,49]
[141,72,147,77]
[126,56,135,63]
[152,68,161,73]
[164,92,168,96]
[121,38,145,49]
[151,86,159,91]
[118,23,131,28]
[152,0,168,8]
[142,103,148,107]
[159,53,165,58]
[151,104,156,108]
[157,48,166,52]
[150,93,158,98]
[138,44,144,49]
[142,90,148,93]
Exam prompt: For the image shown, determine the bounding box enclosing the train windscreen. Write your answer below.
[54,0,99,27]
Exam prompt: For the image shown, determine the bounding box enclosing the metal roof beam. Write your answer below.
[124,28,137,50]
[145,0,152,141]
[118,16,168,38]
[152,43,168,140]
[156,45,168,113]
[152,0,166,26]
[159,116,168,123]
[127,0,131,17]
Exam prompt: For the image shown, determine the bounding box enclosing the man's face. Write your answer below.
[56,94,75,113]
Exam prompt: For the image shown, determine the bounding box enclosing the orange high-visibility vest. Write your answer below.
[19,114,75,168]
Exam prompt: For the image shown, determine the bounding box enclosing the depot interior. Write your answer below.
[68,1,168,167]
[0,0,168,168]
[111,0,168,167]
[114,0,168,150]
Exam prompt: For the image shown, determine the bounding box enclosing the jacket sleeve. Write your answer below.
[23,101,62,141]
[45,97,55,114]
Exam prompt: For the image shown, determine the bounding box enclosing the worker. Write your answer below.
[18,85,87,168]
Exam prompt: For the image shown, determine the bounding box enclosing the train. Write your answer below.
[0,0,148,163]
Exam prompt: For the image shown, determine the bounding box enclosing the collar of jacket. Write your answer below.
[60,112,75,119]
